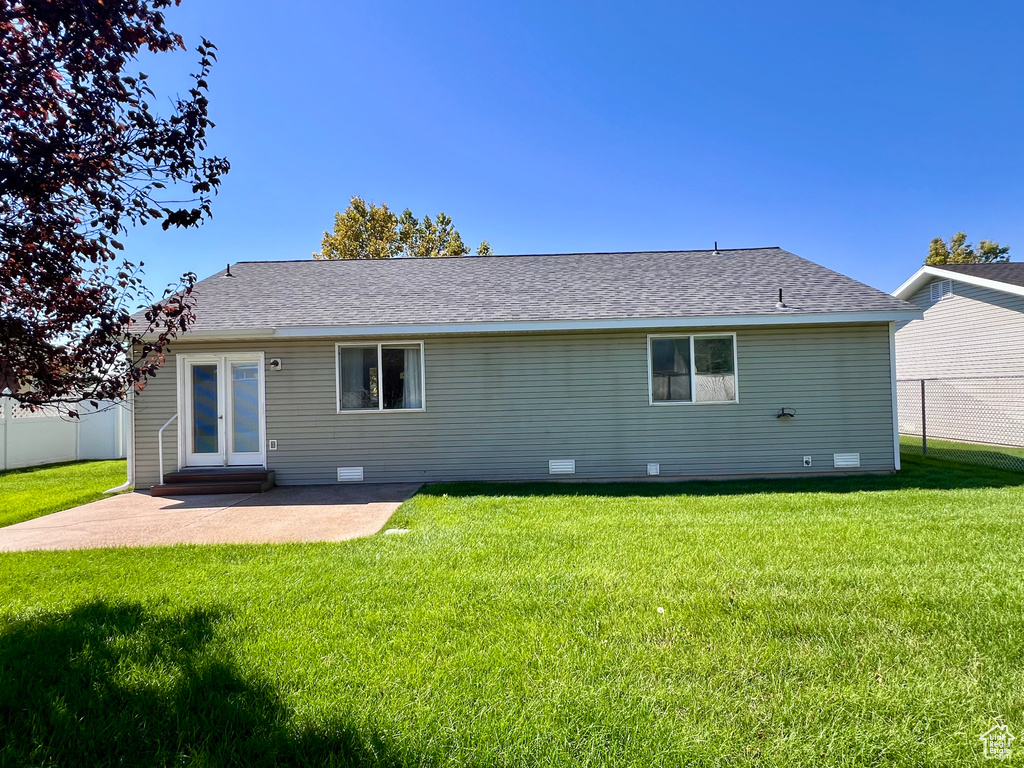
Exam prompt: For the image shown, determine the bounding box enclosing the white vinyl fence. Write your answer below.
[0,397,130,471]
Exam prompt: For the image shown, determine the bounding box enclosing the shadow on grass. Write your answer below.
[417,453,1024,500]
[0,601,401,767]
[901,440,1024,474]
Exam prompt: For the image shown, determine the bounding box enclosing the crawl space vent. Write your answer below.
[337,466,364,482]
[647,463,660,476]
[833,453,861,469]
[548,459,576,475]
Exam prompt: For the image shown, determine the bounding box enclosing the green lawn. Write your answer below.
[900,434,1024,472]
[0,459,129,528]
[2,455,1024,766]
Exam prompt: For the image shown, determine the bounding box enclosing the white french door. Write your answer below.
[179,354,266,468]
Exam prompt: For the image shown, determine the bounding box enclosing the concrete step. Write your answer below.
[150,477,276,497]
[163,468,275,484]
[151,469,275,496]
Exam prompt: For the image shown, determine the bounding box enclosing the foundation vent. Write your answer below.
[647,463,660,476]
[337,466,364,482]
[548,459,576,475]
[833,453,861,469]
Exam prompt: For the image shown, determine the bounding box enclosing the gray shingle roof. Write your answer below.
[931,262,1024,289]
[180,247,917,333]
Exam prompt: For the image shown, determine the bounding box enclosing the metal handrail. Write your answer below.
[158,413,178,485]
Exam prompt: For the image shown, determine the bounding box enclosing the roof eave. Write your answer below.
[893,265,1024,300]
[131,327,277,345]
[147,309,923,342]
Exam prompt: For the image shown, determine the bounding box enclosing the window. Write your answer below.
[649,334,737,404]
[337,342,424,412]
[930,279,953,303]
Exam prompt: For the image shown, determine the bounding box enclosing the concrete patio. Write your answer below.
[0,484,421,552]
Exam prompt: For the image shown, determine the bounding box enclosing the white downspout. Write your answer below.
[1,394,7,472]
[104,392,135,493]
[889,321,901,471]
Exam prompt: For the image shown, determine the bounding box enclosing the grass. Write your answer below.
[900,434,1024,472]
[0,459,128,528]
[2,454,1024,766]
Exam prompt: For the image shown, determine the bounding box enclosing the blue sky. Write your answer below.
[124,0,1023,297]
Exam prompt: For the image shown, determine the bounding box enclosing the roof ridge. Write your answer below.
[235,247,784,265]
[936,262,1019,267]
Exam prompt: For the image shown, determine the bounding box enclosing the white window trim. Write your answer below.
[335,340,426,415]
[647,333,740,406]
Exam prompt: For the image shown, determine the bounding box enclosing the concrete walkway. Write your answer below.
[0,484,421,552]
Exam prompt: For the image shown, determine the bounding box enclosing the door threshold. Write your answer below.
[178,465,267,472]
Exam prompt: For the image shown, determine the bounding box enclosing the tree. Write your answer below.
[1,0,229,413]
[926,232,1010,265]
[314,196,490,259]
[400,211,468,259]
[316,198,401,260]
[476,240,493,256]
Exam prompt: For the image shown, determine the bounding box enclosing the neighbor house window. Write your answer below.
[649,334,737,404]
[337,342,424,412]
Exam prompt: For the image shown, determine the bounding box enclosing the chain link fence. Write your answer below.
[897,377,1024,472]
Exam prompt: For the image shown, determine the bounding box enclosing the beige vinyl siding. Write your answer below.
[895,280,1024,378]
[894,279,1024,445]
[133,324,896,487]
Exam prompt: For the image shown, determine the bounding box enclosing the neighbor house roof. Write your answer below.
[169,247,921,339]
[893,263,1024,301]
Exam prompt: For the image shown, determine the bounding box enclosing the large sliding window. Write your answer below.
[336,342,425,412]
[648,334,738,404]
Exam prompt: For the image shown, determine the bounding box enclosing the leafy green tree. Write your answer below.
[419,213,468,258]
[314,198,400,260]
[396,208,420,258]
[396,210,468,258]
[476,240,493,256]
[926,232,1010,265]
[315,197,488,259]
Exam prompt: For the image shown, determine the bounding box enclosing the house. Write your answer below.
[130,248,921,494]
[892,263,1024,446]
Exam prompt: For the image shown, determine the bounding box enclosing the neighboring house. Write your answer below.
[892,263,1024,446]
[131,248,921,494]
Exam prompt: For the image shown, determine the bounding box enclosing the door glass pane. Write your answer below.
[651,338,691,402]
[694,336,736,402]
[338,347,379,410]
[231,363,260,453]
[191,364,219,453]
